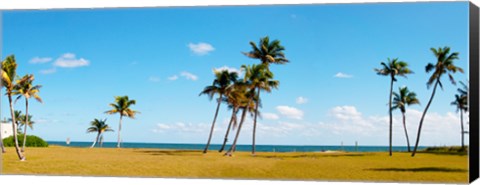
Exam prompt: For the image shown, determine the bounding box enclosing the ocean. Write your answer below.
[47,141,426,152]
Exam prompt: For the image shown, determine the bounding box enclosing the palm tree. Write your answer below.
[452,80,468,150]
[9,110,23,133]
[218,81,249,153]
[241,64,278,155]
[1,55,25,160]
[18,114,34,134]
[224,86,257,156]
[392,87,420,152]
[451,93,468,149]
[199,70,238,154]
[411,47,463,156]
[243,36,289,66]
[374,58,412,156]
[218,83,241,152]
[13,74,42,152]
[105,96,139,148]
[87,119,113,148]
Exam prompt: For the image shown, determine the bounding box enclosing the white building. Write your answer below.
[1,121,13,139]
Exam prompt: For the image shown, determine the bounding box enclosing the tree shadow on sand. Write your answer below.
[367,167,467,173]
[134,150,202,156]
[256,153,368,160]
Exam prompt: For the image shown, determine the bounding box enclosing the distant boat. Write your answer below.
[66,137,71,145]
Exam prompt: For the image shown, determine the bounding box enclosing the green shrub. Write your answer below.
[2,134,49,147]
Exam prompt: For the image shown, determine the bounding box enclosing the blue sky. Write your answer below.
[1,2,470,146]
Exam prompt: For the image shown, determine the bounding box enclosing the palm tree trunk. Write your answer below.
[203,95,223,154]
[460,109,464,149]
[117,115,123,148]
[8,95,25,160]
[99,135,104,147]
[225,102,250,156]
[412,79,439,157]
[388,78,394,156]
[219,107,237,152]
[0,121,5,153]
[402,112,411,152]
[22,99,29,152]
[91,133,99,148]
[252,88,261,156]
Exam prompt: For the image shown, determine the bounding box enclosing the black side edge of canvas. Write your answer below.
[469,2,479,183]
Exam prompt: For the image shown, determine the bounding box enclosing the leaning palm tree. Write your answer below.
[1,55,25,160]
[392,87,420,152]
[242,64,278,155]
[412,47,463,156]
[199,70,238,154]
[13,74,42,152]
[218,81,245,153]
[243,36,289,67]
[218,81,259,153]
[374,58,412,156]
[87,118,114,148]
[224,86,257,156]
[451,93,468,149]
[105,96,139,148]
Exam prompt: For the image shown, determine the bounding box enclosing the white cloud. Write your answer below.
[152,122,211,134]
[329,105,362,122]
[54,53,90,68]
[187,42,215,55]
[262,113,279,120]
[334,72,353,78]
[180,71,198,81]
[276,106,304,120]
[168,75,179,81]
[296,96,308,104]
[148,76,160,82]
[29,57,52,64]
[258,121,305,137]
[213,66,242,75]
[39,68,57,74]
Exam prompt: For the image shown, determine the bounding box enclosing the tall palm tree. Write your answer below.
[392,87,420,152]
[374,58,412,156]
[199,70,238,154]
[87,118,114,148]
[451,93,468,149]
[13,74,42,152]
[242,64,278,155]
[243,36,289,66]
[105,96,139,148]
[412,47,463,156]
[1,55,25,160]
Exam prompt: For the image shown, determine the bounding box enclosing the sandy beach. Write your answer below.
[1,146,468,183]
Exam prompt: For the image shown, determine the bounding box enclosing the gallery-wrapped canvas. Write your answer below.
[1,1,479,184]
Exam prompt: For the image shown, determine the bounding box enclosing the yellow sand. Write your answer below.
[1,146,468,183]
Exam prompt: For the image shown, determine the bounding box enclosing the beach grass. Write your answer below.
[1,146,468,183]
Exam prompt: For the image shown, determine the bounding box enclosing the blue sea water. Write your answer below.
[47,141,426,152]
